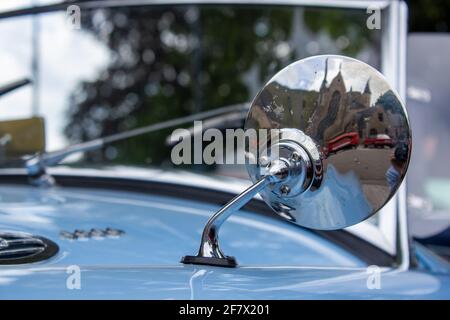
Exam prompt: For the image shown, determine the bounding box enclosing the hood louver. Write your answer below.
[0,232,59,265]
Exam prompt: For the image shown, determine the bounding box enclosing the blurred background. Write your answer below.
[0,0,384,170]
[0,0,450,257]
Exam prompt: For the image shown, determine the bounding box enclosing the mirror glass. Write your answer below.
[245,55,411,230]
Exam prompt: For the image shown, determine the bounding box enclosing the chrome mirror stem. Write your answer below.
[181,130,317,268]
[181,177,273,267]
[181,159,292,268]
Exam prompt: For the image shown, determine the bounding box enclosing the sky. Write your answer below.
[0,0,109,151]
[0,0,60,11]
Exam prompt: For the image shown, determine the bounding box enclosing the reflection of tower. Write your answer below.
[349,78,371,110]
[318,58,328,107]
[364,78,371,94]
[363,78,371,105]
[308,59,373,144]
[320,58,329,90]
[327,62,345,96]
[313,61,347,142]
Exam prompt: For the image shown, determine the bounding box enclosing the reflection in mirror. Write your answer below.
[246,55,411,229]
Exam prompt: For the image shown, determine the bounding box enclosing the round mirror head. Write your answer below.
[245,55,411,230]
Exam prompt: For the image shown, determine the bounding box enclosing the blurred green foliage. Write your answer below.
[408,0,450,32]
[64,5,380,168]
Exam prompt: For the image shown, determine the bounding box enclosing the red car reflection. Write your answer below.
[323,132,359,156]
[364,134,394,148]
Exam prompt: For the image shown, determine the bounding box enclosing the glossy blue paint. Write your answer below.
[0,185,363,267]
[2,264,450,299]
[0,182,450,299]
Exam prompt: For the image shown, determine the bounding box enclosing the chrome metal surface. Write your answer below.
[182,175,276,266]
[182,136,317,266]
[249,128,323,198]
[245,55,411,230]
[0,231,58,265]
[197,177,273,259]
[59,228,125,240]
[0,1,391,20]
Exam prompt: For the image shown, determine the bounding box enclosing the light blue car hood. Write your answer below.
[3,264,450,299]
[0,172,450,299]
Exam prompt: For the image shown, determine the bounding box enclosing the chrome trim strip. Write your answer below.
[396,0,410,270]
[0,0,389,19]
[380,0,410,268]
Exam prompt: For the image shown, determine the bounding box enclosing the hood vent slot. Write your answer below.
[0,232,59,265]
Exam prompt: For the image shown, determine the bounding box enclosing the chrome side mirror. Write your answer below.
[181,55,411,267]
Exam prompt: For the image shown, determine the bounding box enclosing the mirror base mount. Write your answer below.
[180,255,237,268]
[26,156,56,187]
[28,172,55,188]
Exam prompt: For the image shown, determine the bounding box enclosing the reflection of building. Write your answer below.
[247,58,404,146]
[307,59,372,143]
[305,59,405,145]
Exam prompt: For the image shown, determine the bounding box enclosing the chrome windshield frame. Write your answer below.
[0,0,391,19]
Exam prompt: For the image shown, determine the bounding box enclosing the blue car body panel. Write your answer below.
[2,264,450,299]
[0,177,449,299]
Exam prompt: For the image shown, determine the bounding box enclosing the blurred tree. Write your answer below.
[304,8,378,57]
[408,0,450,32]
[64,4,380,168]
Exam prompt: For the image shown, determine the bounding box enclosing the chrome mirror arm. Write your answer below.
[181,157,297,268]
[181,176,274,267]
[181,130,318,268]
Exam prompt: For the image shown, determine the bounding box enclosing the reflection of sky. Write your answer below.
[282,164,377,230]
[0,1,60,12]
[0,2,109,151]
[273,55,390,106]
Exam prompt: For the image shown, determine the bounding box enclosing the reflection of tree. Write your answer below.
[375,90,403,114]
[304,8,380,57]
[409,0,450,32]
[64,5,380,166]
